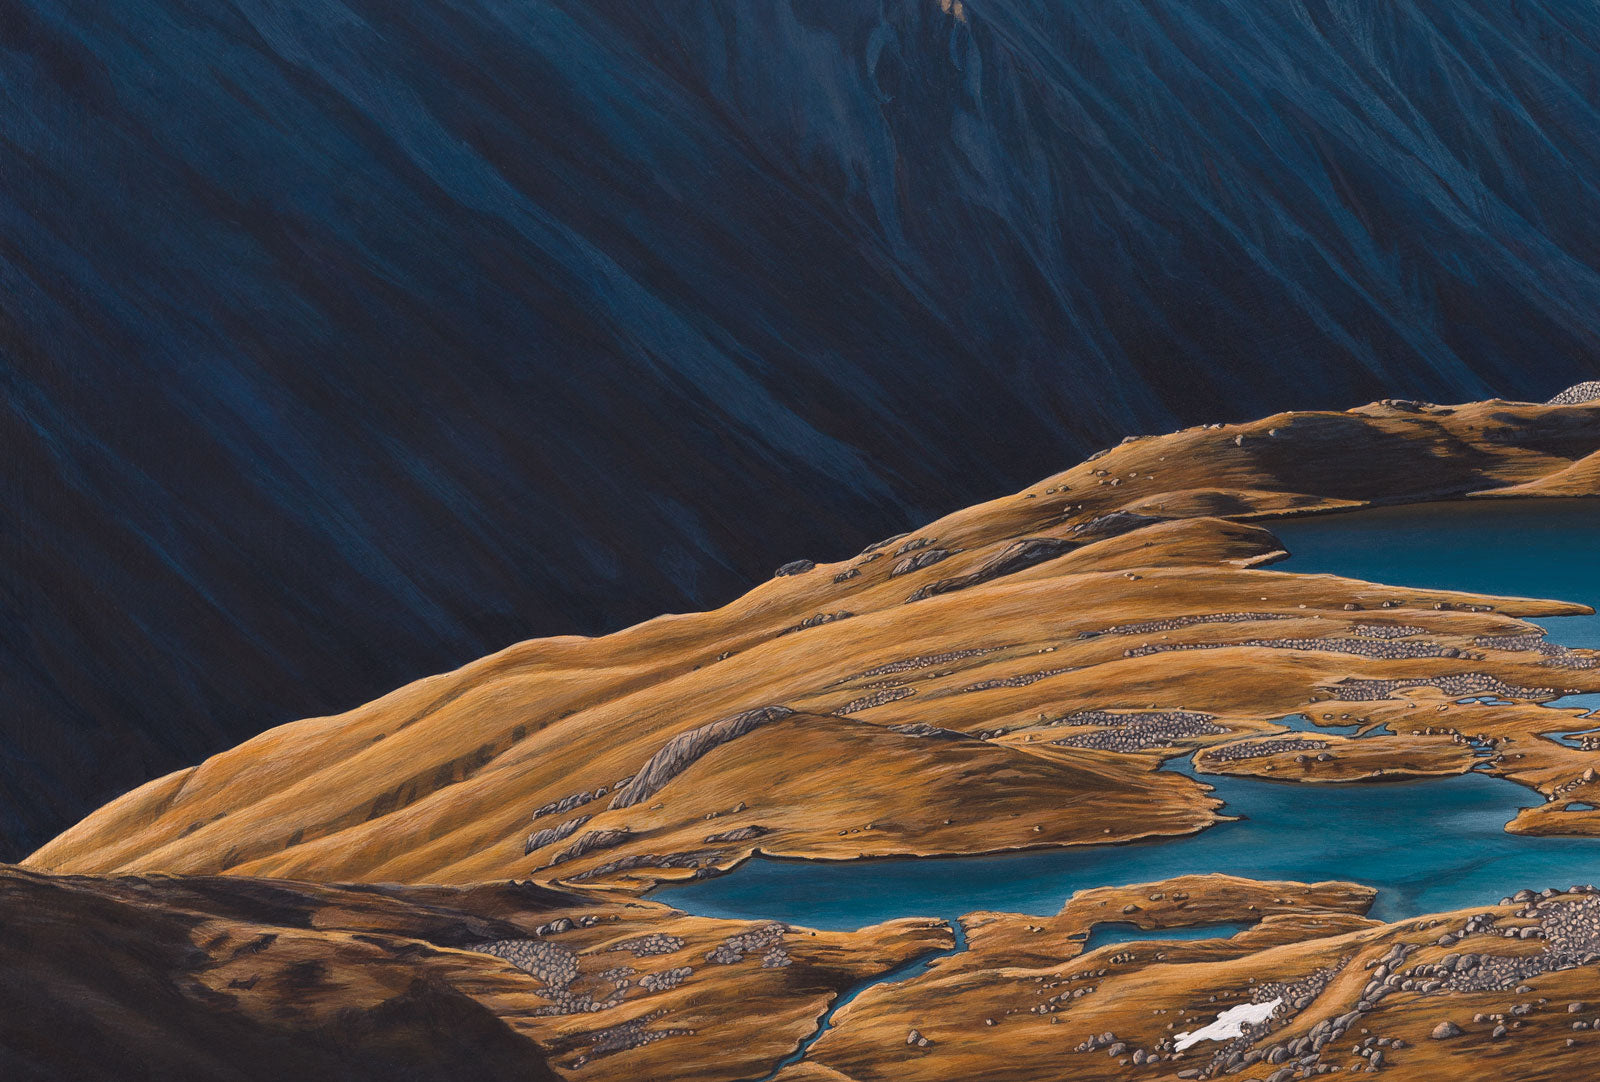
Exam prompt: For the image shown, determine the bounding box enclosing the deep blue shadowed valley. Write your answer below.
[6,0,1600,859]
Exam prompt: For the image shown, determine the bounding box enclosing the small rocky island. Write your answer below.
[10,388,1600,1081]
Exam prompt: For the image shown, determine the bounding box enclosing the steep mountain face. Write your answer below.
[6,0,1600,857]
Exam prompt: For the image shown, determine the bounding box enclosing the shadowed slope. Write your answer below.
[0,870,567,1082]
[0,866,947,1082]
[11,0,1600,859]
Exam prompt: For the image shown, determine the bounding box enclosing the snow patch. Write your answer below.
[1173,998,1283,1051]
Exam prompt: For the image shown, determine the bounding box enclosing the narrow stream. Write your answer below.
[734,921,969,1082]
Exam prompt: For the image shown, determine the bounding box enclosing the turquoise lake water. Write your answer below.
[657,500,1600,932]
[1273,499,1600,657]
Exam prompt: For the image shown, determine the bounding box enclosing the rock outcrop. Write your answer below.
[1548,382,1600,406]
[905,537,1076,601]
[608,706,795,811]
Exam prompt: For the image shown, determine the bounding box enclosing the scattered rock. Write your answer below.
[606,934,685,957]
[569,1008,693,1067]
[1204,737,1330,763]
[1071,511,1164,542]
[860,532,910,555]
[706,923,787,965]
[887,722,967,740]
[1050,709,1225,752]
[548,828,632,867]
[781,611,854,635]
[836,687,917,715]
[905,537,1076,602]
[525,814,591,855]
[638,966,693,993]
[703,824,769,844]
[891,549,954,578]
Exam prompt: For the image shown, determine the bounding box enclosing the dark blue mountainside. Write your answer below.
[5,0,1600,859]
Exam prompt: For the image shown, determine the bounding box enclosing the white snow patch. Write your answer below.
[1173,997,1283,1051]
